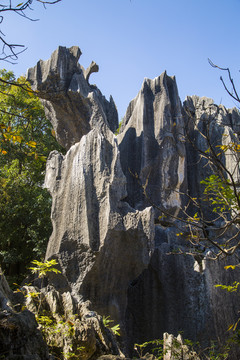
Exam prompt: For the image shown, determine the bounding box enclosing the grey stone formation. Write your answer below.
[183,95,240,217]
[44,122,154,326]
[0,269,49,359]
[163,332,200,359]
[118,72,186,217]
[27,46,118,150]
[26,46,240,359]
[21,284,121,359]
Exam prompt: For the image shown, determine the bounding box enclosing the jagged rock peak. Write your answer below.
[27,46,118,149]
[118,71,186,216]
[184,95,240,134]
[27,46,82,93]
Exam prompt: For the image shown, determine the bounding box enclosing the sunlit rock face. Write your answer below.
[27,47,240,359]
[44,123,155,326]
[27,46,118,149]
[118,72,187,217]
[183,95,240,217]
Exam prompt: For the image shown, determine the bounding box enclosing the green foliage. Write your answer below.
[134,339,164,359]
[200,174,236,213]
[215,281,240,293]
[35,311,86,359]
[29,259,61,278]
[114,118,123,135]
[134,336,234,360]
[102,315,112,327]
[102,315,120,336]
[0,69,64,281]
[12,259,82,359]
[64,347,86,360]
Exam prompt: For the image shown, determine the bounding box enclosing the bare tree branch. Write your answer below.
[208,58,240,105]
[0,0,62,63]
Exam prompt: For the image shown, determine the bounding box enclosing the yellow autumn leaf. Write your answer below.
[224,265,236,270]
[12,135,22,143]
[15,135,23,143]
[26,141,37,148]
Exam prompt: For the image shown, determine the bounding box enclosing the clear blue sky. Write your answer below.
[2,0,240,119]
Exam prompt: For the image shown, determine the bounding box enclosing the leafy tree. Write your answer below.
[0,69,63,281]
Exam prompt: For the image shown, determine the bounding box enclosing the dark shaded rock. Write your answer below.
[0,269,49,360]
[125,244,214,352]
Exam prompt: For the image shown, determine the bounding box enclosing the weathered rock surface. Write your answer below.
[27,46,118,149]
[25,46,240,359]
[163,333,200,360]
[0,269,49,360]
[118,72,186,217]
[125,238,240,353]
[124,96,240,354]
[22,284,121,360]
[183,95,240,217]
[44,122,154,326]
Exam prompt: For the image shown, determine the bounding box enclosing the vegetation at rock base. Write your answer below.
[134,332,240,360]
[0,70,63,282]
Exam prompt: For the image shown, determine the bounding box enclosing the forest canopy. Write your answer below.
[0,69,63,281]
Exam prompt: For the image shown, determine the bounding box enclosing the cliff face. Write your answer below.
[26,46,240,358]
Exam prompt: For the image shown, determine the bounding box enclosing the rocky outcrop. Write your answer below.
[183,95,240,217]
[22,284,121,360]
[44,122,154,326]
[0,269,49,360]
[25,46,240,359]
[163,333,200,360]
[27,46,118,149]
[118,72,186,217]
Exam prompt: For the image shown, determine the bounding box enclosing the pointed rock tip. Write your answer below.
[56,45,82,61]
